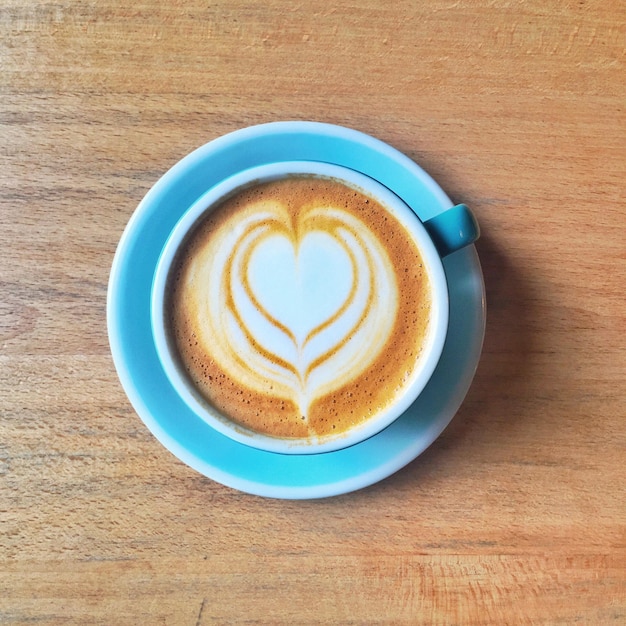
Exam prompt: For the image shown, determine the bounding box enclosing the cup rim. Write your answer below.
[151,160,449,454]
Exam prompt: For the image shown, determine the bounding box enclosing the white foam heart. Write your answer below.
[192,204,399,419]
[246,231,354,349]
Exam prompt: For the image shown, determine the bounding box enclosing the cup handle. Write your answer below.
[423,204,480,257]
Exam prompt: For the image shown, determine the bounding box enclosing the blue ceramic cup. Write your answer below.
[150,160,479,455]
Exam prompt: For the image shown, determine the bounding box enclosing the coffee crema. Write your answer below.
[167,176,432,440]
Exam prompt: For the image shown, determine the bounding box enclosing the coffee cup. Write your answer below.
[151,161,478,454]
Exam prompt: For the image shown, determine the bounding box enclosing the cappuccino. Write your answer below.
[165,175,432,441]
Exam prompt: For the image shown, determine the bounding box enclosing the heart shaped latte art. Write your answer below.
[184,199,399,420]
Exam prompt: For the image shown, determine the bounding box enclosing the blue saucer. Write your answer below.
[107,122,485,499]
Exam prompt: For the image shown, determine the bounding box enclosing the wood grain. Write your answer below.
[1,0,624,623]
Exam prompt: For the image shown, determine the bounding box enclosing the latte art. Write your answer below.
[191,203,398,420]
[168,176,432,439]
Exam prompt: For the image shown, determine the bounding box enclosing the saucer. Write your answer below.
[107,122,486,499]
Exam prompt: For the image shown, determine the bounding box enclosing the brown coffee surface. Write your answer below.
[167,176,432,440]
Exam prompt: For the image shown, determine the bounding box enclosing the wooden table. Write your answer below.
[2,1,624,623]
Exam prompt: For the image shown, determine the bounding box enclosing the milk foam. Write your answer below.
[166,173,436,443]
[184,201,399,420]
